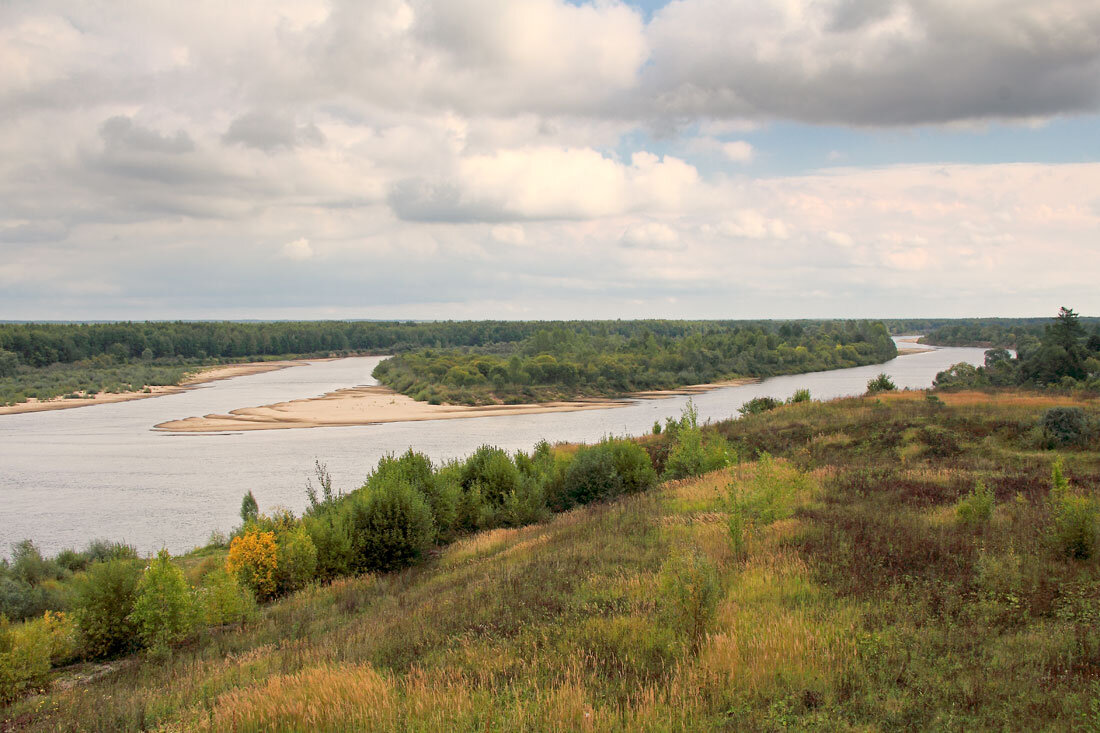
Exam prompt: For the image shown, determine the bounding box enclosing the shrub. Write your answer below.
[9,540,63,586]
[460,445,521,507]
[71,558,142,659]
[866,373,897,394]
[561,445,622,508]
[82,539,138,565]
[498,476,549,527]
[658,548,720,656]
[1049,459,1097,559]
[956,480,995,527]
[226,530,278,601]
[196,567,256,626]
[918,424,963,458]
[729,452,804,529]
[273,525,318,596]
[605,440,658,495]
[240,491,260,525]
[130,550,197,654]
[371,449,458,540]
[1039,407,1092,448]
[787,388,812,404]
[0,615,51,704]
[738,396,782,416]
[303,512,354,581]
[347,477,435,573]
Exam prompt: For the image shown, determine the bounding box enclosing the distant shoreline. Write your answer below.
[0,361,304,416]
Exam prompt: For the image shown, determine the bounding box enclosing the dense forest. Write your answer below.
[916,316,1100,349]
[934,308,1100,391]
[372,320,898,405]
[0,319,897,407]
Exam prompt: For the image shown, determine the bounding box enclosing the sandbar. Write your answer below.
[154,377,771,433]
[0,361,302,416]
[154,385,632,432]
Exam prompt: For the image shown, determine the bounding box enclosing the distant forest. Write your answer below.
[372,321,898,405]
[0,319,896,406]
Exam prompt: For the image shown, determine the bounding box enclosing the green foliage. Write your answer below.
[866,373,897,394]
[347,477,435,573]
[196,567,256,627]
[130,550,197,654]
[729,453,805,529]
[787,388,811,404]
[72,559,142,659]
[373,320,898,405]
[1048,458,1098,560]
[459,445,521,508]
[738,396,782,416]
[664,400,733,480]
[240,491,259,525]
[557,440,654,510]
[302,511,354,581]
[0,615,51,704]
[1039,407,1092,448]
[658,548,720,656]
[273,525,318,596]
[0,349,18,378]
[955,480,995,527]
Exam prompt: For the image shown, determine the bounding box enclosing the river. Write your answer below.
[0,340,987,556]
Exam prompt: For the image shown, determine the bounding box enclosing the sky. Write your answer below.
[1,0,1099,321]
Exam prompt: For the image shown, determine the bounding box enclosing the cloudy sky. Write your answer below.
[2,0,1099,320]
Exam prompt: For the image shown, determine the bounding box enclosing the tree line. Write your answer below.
[934,308,1100,391]
[373,320,898,405]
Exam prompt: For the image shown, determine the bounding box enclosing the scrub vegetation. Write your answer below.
[3,382,1099,730]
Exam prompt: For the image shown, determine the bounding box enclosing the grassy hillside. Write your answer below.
[4,390,1099,731]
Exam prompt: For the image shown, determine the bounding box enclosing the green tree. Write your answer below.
[130,550,196,654]
[347,477,435,573]
[72,559,142,659]
[240,491,259,525]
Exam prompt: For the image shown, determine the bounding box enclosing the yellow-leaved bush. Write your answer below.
[227,530,278,601]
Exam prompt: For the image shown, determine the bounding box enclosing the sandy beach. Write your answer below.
[0,361,302,416]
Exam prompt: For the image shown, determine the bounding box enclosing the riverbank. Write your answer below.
[0,361,302,416]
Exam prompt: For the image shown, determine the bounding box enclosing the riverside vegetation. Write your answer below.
[0,319,896,407]
[2,370,1099,730]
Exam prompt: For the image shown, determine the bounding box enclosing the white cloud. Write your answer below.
[280,237,313,260]
[620,221,681,250]
[826,231,854,247]
[721,140,754,163]
[490,225,526,245]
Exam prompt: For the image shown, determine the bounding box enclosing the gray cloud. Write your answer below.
[387,179,513,223]
[223,111,325,152]
[100,116,194,154]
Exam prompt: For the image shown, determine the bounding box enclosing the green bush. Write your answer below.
[460,446,521,507]
[956,480,995,527]
[738,396,782,416]
[130,550,197,654]
[303,512,354,581]
[561,445,623,508]
[72,559,142,659]
[0,615,51,704]
[658,548,720,656]
[371,449,458,540]
[787,388,811,404]
[1049,459,1097,559]
[196,567,256,626]
[866,373,897,394]
[1039,407,1092,448]
[273,525,318,595]
[729,452,805,530]
[347,477,435,573]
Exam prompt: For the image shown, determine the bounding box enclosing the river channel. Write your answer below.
[0,340,987,556]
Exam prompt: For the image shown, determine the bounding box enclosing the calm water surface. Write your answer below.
[0,341,987,556]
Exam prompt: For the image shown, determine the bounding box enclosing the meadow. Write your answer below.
[2,386,1099,731]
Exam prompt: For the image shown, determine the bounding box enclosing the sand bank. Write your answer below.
[154,385,632,432]
[0,361,301,416]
